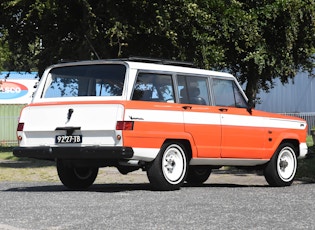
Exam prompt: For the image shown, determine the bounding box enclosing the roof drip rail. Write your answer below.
[126,56,195,67]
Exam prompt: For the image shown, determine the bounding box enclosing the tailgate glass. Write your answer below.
[43,64,126,98]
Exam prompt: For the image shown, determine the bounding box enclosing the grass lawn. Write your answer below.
[0,147,58,182]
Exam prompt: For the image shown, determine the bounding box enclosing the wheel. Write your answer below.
[147,142,188,191]
[56,160,99,190]
[186,166,212,185]
[264,143,297,187]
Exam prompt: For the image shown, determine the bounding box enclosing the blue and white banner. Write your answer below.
[0,79,38,104]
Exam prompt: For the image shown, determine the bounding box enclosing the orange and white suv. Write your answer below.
[13,58,308,190]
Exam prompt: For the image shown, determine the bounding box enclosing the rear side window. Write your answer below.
[43,64,126,98]
[177,75,210,105]
[212,78,247,108]
[132,73,174,102]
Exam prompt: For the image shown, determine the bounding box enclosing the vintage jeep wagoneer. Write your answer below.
[13,58,308,190]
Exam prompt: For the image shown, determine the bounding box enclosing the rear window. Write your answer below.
[43,64,126,98]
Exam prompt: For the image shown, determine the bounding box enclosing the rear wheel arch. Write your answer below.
[163,139,193,160]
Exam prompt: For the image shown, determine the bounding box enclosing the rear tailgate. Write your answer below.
[17,103,124,147]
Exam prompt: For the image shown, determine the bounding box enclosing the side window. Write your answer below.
[233,83,248,108]
[132,73,174,102]
[177,75,210,105]
[212,78,247,108]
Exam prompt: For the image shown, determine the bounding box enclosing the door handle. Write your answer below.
[182,106,192,110]
[219,108,228,112]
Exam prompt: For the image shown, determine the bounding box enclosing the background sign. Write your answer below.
[0,79,38,104]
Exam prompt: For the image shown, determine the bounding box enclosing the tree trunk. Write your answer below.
[245,74,259,107]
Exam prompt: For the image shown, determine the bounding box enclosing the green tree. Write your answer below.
[1,0,315,104]
[216,0,315,104]
[0,30,11,71]
[0,0,101,74]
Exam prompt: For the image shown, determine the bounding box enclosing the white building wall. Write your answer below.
[255,72,315,113]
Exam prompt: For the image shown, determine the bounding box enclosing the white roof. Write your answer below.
[47,60,234,79]
[125,61,233,78]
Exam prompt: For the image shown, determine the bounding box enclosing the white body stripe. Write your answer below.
[125,109,183,123]
[222,114,306,129]
[125,109,306,130]
[184,112,221,125]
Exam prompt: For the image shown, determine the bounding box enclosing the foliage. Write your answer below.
[1,0,315,102]
[0,31,11,71]
[216,0,315,104]
[296,151,315,182]
[295,138,315,181]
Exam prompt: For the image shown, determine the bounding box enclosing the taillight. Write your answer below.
[17,123,24,131]
[116,121,134,130]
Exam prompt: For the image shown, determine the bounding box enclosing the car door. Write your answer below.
[212,78,266,159]
[177,75,221,158]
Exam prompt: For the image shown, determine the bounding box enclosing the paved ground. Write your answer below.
[0,176,313,230]
[1,158,312,230]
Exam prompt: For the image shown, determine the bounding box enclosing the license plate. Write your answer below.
[55,135,82,144]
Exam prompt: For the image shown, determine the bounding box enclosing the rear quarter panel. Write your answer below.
[122,101,197,155]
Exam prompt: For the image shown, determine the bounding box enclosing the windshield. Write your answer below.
[43,64,126,98]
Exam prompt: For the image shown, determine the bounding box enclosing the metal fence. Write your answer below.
[0,115,19,146]
[0,104,25,146]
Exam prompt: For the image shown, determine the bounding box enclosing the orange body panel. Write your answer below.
[123,121,186,148]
